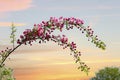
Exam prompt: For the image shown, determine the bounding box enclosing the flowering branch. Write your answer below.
[0,17,106,75]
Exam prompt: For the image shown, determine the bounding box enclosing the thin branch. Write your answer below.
[0,44,22,66]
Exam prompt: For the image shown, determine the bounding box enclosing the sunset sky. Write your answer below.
[0,0,120,80]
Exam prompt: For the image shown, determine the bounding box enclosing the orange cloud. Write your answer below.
[0,22,26,27]
[0,0,33,13]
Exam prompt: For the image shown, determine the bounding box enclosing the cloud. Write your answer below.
[0,0,33,13]
[0,22,26,27]
[0,0,33,19]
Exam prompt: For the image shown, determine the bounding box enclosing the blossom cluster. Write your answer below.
[0,17,106,74]
[17,17,106,49]
[16,17,106,73]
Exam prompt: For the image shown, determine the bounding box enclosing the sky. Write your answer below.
[0,0,120,80]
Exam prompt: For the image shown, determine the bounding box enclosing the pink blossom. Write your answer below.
[45,33,51,41]
[34,24,36,26]
[59,16,63,20]
[70,42,76,49]
[75,19,84,25]
[37,27,44,36]
[60,35,68,43]
[17,39,21,44]
[33,24,44,36]
[69,17,74,24]
[20,35,24,39]
[23,29,31,35]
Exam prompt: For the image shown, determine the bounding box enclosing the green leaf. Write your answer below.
[11,40,14,43]
[2,70,10,75]
[75,58,80,63]
[86,34,89,37]
[10,36,13,38]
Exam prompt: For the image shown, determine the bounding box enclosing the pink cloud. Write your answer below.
[0,0,33,13]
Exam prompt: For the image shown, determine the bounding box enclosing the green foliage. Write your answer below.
[90,67,120,80]
[10,23,16,48]
[0,23,16,80]
[0,65,15,80]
